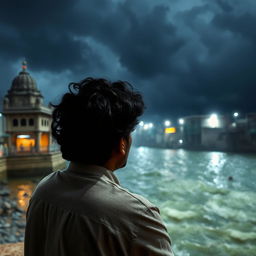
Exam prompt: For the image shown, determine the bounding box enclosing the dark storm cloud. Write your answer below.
[100,5,185,78]
[0,0,256,118]
[0,0,95,71]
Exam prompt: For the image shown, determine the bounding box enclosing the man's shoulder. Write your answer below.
[30,169,160,221]
[111,182,159,215]
[35,170,60,188]
[31,170,63,200]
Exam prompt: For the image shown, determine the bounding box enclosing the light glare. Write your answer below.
[179,118,184,125]
[164,120,171,127]
[17,135,31,139]
[139,121,144,127]
[143,124,149,130]
[207,114,219,128]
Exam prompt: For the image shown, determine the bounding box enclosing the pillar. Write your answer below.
[7,133,13,154]
[48,132,51,152]
[35,132,41,152]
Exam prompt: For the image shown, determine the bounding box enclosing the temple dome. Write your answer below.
[10,61,39,92]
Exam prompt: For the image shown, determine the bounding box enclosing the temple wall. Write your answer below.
[6,152,66,177]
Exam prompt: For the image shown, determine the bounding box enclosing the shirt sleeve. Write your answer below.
[131,206,174,256]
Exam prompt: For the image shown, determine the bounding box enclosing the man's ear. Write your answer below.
[119,138,126,155]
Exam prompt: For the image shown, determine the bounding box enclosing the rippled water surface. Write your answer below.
[5,147,256,255]
[116,147,256,256]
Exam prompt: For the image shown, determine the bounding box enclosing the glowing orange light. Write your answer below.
[40,133,49,151]
[165,127,176,134]
[16,137,35,151]
[16,185,33,211]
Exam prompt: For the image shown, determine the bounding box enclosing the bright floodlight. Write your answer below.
[208,114,219,128]
[233,112,239,118]
[143,124,149,130]
[179,139,183,144]
[148,123,154,128]
[179,118,184,125]
[17,135,31,139]
[0,113,2,117]
[139,121,144,127]
[164,120,171,127]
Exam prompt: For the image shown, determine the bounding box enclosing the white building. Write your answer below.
[0,61,65,176]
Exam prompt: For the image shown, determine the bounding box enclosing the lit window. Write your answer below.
[165,127,176,134]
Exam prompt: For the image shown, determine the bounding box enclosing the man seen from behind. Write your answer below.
[25,78,173,256]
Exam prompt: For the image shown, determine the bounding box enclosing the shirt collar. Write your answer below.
[66,162,120,185]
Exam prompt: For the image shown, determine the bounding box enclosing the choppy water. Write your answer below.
[4,147,256,255]
[116,147,256,256]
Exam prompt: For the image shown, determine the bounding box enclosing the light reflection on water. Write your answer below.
[1,147,256,255]
[16,184,34,211]
[3,179,36,212]
[117,147,256,256]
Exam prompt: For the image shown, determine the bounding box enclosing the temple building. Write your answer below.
[0,61,65,176]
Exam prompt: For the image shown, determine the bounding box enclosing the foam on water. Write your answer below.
[226,229,256,242]
[116,147,256,256]
[162,208,197,221]
[204,200,248,220]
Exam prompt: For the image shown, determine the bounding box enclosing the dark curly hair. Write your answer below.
[51,77,145,165]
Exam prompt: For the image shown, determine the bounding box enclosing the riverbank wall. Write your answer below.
[0,152,66,177]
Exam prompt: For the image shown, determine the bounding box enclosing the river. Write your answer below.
[4,147,256,256]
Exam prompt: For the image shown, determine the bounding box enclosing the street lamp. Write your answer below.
[233,112,239,118]
[143,124,149,130]
[148,123,154,128]
[207,114,219,128]
[164,120,171,127]
[178,118,184,125]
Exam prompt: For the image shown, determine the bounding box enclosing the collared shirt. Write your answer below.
[25,164,173,256]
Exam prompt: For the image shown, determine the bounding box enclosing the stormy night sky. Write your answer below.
[0,0,256,121]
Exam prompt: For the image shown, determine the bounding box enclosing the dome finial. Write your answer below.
[22,60,27,71]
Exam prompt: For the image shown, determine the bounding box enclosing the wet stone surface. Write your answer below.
[0,181,26,244]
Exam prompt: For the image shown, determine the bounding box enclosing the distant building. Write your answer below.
[225,114,256,152]
[0,61,65,176]
[247,113,256,146]
[181,113,256,152]
[133,113,256,152]
[182,114,229,150]
[0,113,6,157]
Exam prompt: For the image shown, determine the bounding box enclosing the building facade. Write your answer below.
[3,61,52,154]
[0,61,65,176]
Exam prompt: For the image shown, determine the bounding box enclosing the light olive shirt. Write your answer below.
[25,164,173,256]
